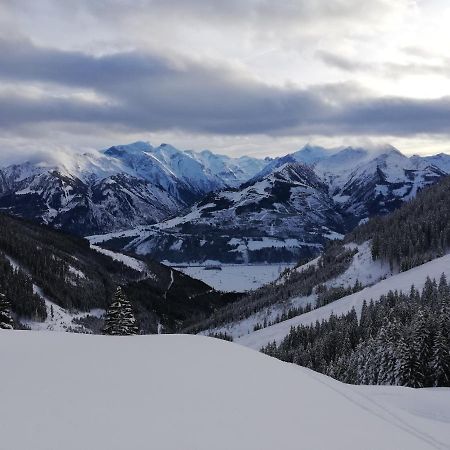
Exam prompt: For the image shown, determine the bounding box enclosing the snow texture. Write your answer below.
[0,332,449,450]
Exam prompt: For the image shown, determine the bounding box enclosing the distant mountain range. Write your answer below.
[0,142,267,235]
[0,141,449,262]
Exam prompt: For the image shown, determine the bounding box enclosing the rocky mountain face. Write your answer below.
[0,142,268,235]
[91,162,346,263]
[311,146,446,227]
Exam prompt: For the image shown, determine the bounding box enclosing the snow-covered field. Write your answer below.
[169,263,294,292]
[237,253,450,350]
[1,332,449,450]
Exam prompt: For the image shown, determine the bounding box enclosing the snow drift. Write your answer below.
[1,332,449,450]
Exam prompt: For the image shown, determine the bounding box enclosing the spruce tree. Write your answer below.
[395,336,421,387]
[103,287,139,336]
[431,307,450,387]
[0,293,14,330]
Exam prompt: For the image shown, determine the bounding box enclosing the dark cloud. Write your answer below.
[1,37,450,139]
[316,50,371,72]
[317,49,450,78]
[0,38,172,88]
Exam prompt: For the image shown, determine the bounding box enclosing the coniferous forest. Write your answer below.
[263,275,450,387]
[349,175,450,271]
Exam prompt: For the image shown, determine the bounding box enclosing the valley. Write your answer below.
[169,263,295,292]
[4,3,450,448]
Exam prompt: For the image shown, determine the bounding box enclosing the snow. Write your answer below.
[88,226,150,245]
[68,265,86,279]
[331,241,392,287]
[227,237,304,253]
[0,332,449,450]
[22,284,104,333]
[172,263,294,292]
[185,148,268,187]
[322,228,345,240]
[237,253,450,350]
[90,244,148,273]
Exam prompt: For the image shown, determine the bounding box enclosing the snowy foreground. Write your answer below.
[1,332,450,450]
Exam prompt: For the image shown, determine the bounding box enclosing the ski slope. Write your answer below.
[1,332,449,450]
[237,253,450,350]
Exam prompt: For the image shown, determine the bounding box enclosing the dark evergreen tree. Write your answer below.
[431,306,450,386]
[0,293,14,330]
[103,287,139,336]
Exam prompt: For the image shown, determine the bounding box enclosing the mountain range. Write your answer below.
[0,142,267,235]
[0,141,449,262]
[88,143,449,263]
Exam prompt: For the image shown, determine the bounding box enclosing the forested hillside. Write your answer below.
[263,275,450,387]
[349,175,450,271]
[257,176,450,387]
[0,214,238,332]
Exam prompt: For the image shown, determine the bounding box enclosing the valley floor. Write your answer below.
[1,332,449,450]
[166,262,295,292]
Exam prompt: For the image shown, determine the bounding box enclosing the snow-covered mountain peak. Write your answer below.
[291,144,333,164]
[104,141,154,157]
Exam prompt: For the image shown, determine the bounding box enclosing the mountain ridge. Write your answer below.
[1,142,450,260]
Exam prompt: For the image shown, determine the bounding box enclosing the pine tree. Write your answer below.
[438,273,449,302]
[431,306,450,387]
[103,287,139,336]
[377,321,399,385]
[412,310,433,386]
[0,293,14,330]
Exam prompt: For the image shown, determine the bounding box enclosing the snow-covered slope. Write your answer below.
[185,149,269,187]
[411,153,450,174]
[236,252,450,350]
[1,331,449,450]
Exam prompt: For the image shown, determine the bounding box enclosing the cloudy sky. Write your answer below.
[1,0,450,160]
